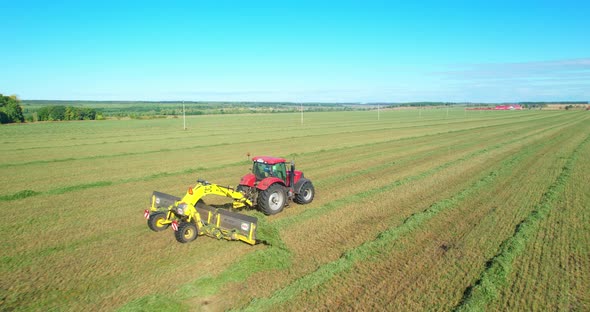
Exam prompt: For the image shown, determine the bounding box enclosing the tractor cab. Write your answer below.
[239,156,301,189]
[236,155,315,215]
[252,157,287,182]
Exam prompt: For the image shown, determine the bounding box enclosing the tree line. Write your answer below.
[1,94,100,124]
[0,94,25,124]
[35,105,98,121]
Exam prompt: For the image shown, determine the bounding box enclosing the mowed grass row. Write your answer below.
[382,120,590,311]
[12,111,551,162]
[3,107,580,258]
[0,110,551,194]
[0,111,581,311]
[0,110,520,163]
[220,113,588,309]
[454,124,590,311]
[486,132,590,310]
[3,110,572,230]
[32,112,590,310]
[240,122,551,311]
[0,109,545,155]
[247,114,590,311]
[171,122,552,309]
[3,111,570,261]
[121,126,536,311]
[0,110,557,195]
[0,112,556,266]
[0,111,567,198]
[123,114,586,310]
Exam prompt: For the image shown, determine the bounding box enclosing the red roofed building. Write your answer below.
[495,104,523,110]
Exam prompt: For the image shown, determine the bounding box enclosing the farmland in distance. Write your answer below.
[0,109,588,311]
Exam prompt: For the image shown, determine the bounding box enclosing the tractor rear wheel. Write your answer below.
[258,184,286,215]
[147,212,169,232]
[175,222,198,243]
[294,181,315,204]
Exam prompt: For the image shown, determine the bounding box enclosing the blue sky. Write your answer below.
[1,0,589,102]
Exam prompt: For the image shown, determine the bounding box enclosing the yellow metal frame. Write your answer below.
[149,180,257,245]
[149,181,252,212]
[149,194,159,212]
[175,203,257,245]
[183,181,253,209]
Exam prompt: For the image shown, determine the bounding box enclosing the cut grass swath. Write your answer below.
[118,212,289,311]
[275,123,566,230]
[237,126,568,311]
[128,117,570,309]
[1,112,578,201]
[453,134,590,312]
[2,111,586,311]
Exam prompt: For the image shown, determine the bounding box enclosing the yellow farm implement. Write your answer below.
[144,156,315,244]
[144,180,257,244]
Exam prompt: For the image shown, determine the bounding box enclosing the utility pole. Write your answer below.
[183,101,186,130]
[300,103,303,125]
[419,103,422,118]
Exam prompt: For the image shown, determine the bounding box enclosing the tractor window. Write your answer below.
[272,163,286,181]
[253,162,272,180]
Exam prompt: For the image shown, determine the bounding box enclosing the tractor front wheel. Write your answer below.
[294,181,315,204]
[174,222,198,243]
[147,212,169,232]
[258,184,286,215]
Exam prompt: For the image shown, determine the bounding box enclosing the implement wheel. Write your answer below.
[175,222,198,243]
[258,184,286,215]
[147,212,169,232]
[294,181,315,204]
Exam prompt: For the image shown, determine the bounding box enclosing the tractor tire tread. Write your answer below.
[147,212,169,232]
[294,181,315,204]
[258,184,286,215]
[174,222,198,243]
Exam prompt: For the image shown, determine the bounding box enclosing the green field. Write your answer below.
[1,109,589,311]
[19,100,359,120]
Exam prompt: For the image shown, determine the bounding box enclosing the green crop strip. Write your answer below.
[0,181,115,201]
[453,133,590,312]
[119,114,576,311]
[176,215,290,298]
[4,113,584,285]
[274,121,571,231]
[118,212,290,311]
[0,111,561,169]
[306,113,552,176]
[0,148,193,169]
[312,117,552,189]
[0,190,41,201]
[4,120,565,271]
[46,181,114,195]
[2,113,568,202]
[239,121,558,311]
[3,111,548,154]
[4,119,561,272]
[3,121,555,272]
[303,112,582,183]
[2,112,582,312]
[285,112,567,161]
[312,125,508,188]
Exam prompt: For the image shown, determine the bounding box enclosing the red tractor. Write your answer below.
[144,156,316,244]
[237,156,315,215]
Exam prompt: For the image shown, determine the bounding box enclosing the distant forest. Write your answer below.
[6,99,589,123]
[0,94,25,124]
[20,100,361,120]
